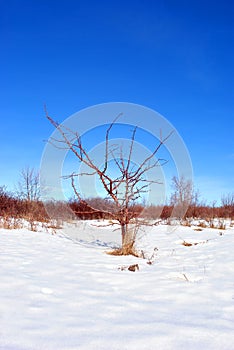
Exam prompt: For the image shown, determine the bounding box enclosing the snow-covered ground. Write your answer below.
[0,221,234,350]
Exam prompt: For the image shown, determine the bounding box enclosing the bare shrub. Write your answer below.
[221,193,234,219]
[17,167,40,201]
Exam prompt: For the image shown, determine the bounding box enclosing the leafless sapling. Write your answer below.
[46,111,172,255]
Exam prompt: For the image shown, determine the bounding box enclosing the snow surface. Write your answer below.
[0,221,234,350]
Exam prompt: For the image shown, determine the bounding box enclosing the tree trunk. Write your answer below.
[121,223,126,249]
[121,223,134,255]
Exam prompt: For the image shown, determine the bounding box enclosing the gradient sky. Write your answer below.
[0,0,233,204]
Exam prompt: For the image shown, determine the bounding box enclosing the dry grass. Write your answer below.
[182,240,208,247]
[198,221,207,228]
[107,246,140,258]
[0,217,24,230]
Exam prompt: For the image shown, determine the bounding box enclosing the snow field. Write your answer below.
[0,221,234,350]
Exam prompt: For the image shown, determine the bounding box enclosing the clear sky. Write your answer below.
[0,0,233,204]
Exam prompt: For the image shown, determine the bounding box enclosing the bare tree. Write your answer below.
[221,192,234,218]
[170,175,198,219]
[17,167,40,202]
[46,112,172,255]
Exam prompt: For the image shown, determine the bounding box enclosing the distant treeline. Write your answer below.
[1,186,234,222]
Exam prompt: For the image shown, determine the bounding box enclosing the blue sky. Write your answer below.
[0,0,233,204]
